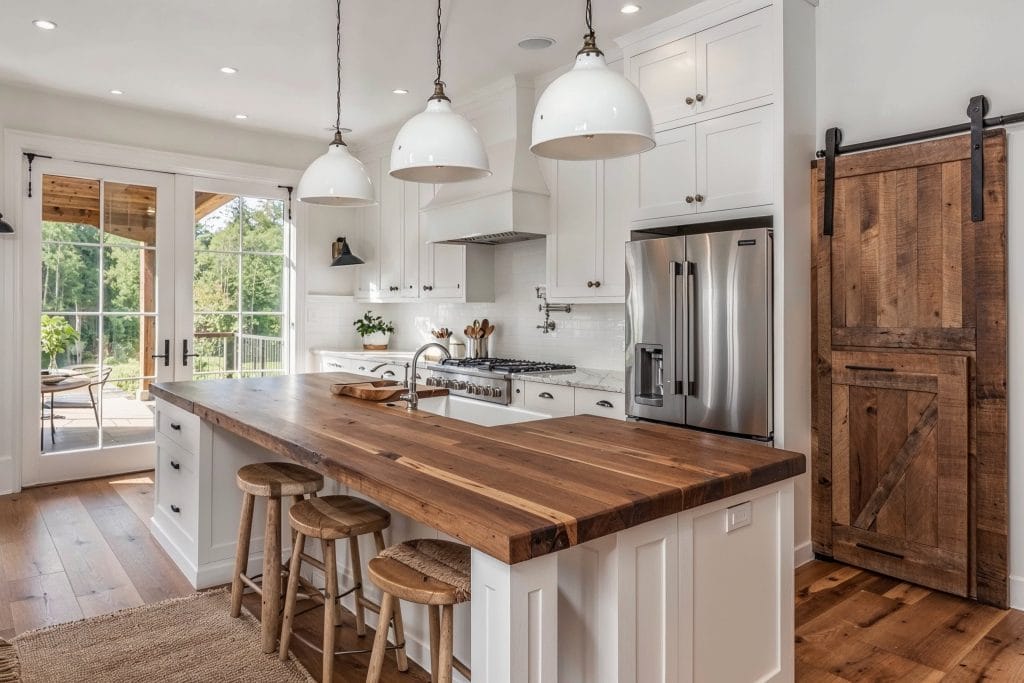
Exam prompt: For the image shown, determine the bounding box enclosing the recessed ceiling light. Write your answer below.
[517,36,556,50]
[392,88,409,95]
[220,66,238,75]
[33,19,57,30]
[234,114,248,120]
[109,89,124,95]
[620,3,642,13]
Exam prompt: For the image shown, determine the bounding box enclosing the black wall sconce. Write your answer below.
[0,213,13,234]
[330,237,363,266]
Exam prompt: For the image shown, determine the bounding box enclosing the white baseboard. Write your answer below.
[1009,574,1024,610]
[794,540,814,568]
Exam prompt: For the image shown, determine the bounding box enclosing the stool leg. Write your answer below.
[278,531,305,661]
[374,530,408,672]
[349,536,366,636]
[366,591,394,683]
[229,492,255,618]
[260,496,282,654]
[322,539,339,683]
[428,605,441,683]
[438,604,454,683]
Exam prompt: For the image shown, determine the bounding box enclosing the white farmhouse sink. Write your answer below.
[410,395,550,427]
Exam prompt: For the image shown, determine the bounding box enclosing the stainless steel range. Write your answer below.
[424,358,575,404]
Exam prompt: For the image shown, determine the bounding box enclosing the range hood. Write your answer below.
[423,80,550,245]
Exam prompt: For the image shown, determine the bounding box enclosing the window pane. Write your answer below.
[42,175,100,244]
[100,378,155,447]
[42,221,100,244]
[193,252,238,312]
[241,254,283,312]
[104,247,156,313]
[193,314,237,377]
[42,242,100,312]
[104,182,156,247]
[241,198,285,252]
[195,196,239,251]
[103,315,157,382]
[41,314,98,370]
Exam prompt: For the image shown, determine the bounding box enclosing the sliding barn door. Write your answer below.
[811,130,1007,606]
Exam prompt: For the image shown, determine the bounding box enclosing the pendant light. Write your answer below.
[389,0,490,183]
[531,0,655,160]
[298,0,375,206]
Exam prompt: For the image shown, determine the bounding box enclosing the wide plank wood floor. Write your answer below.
[0,472,428,683]
[2,473,1024,681]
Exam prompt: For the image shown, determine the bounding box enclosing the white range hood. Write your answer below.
[423,81,550,245]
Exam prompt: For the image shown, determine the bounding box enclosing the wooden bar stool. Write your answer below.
[230,462,324,654]
[279,495,409,682]
[366,539,472,683]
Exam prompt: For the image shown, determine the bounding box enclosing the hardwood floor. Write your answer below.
[796,560,1024,681]
[2,473,1024,681]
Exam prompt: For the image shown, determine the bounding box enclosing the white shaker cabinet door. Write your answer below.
[630,36,698,127]
[421,242,466,300]
[355,158,382,301]
[547,159,599,299]
[636,124,697,222]
[695,106,773,214]
[695,7,773,115]
[378,169,404,299]
[599,154,638,298]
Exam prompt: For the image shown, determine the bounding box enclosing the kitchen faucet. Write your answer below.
[400,342,451,411]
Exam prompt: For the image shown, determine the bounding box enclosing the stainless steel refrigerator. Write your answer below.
[625,225,773,440]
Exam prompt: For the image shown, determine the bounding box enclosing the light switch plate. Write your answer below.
[726,501,752,533]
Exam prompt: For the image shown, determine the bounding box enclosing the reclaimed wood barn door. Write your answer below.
[811,130,1008,606]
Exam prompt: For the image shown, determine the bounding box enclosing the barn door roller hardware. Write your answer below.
[816,95,1024,236]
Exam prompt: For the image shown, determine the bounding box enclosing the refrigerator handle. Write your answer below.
[686,261,696,396]
[669,261,692,396]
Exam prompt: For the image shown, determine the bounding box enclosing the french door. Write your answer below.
[22,164,293,485]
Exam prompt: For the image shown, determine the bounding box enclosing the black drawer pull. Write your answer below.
[596,400,614,408]
[855,542,904,559]
[845,365,895,373]
[169,460,181,470]
[538,391,554,399]
[170,422,182,431]
[170,504,181,514]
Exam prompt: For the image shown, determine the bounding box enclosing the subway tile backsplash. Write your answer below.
[304,240,625,371]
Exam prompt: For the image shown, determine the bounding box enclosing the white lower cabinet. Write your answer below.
[574,387,627,420]
[524,381,575,417]
[519,381,625,421]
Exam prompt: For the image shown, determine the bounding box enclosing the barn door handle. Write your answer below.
[844,365,894,372]
[855,542,904,560]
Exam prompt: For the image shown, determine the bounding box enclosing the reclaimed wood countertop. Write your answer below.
[151,373,805,564]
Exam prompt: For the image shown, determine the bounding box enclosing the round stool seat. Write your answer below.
[235,462,323,498]
[368,539,471,606]
[288,495,391,540]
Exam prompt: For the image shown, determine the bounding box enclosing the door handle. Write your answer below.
[169,504,181,514]
[686,261,696,395]
[151,339,171,367]
[669,261,692,396]
[182,339,199,366]
[170,423,181,431]
[169,460,181,470]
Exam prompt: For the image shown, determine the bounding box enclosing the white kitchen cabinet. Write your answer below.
[378,171,404,299]
[696,105,773,213]
[356,159,382,300]
[402,183,432,298]
[599,155,638,297]
[573,388,627,421]
[627,7,772,128]
[419,242,495,302]
[523,381,575,418]
[636,124,697,222]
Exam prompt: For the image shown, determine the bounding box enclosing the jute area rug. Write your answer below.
[0,588,314,682]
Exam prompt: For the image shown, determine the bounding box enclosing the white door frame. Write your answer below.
[2,129,303,491]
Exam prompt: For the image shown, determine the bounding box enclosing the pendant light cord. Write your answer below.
[430,0,450,101]
[579,0,602,56]
[334,0,343,136]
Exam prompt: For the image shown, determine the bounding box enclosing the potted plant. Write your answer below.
[353,311,395,350]
[40,315,78,371]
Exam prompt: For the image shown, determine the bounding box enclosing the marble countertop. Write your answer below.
[310,348,624,393]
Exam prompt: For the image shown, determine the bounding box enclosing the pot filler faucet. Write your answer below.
[401,342,451,411]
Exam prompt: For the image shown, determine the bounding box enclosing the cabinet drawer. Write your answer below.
[156,400,199,454]
[574,388,626,420]
[156,445,197,542]
[523,382,575,417]
[320,356,352,372]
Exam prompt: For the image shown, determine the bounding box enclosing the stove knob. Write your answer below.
[456,381,467,391]
[474,385,484,395]
[442,379,454,389]
[482,386,493,397]
[492,387,502,398]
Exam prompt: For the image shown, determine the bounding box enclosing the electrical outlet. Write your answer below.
[726,501,752,533]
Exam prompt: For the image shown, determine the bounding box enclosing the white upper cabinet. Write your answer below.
[630,36,698,127]
[402,183,430,298]
[378,170,404,299]
[600,154,638,297]
[627,7,772,128]
[695,8,773,115]
[356,158,382,300]
[637,124,697,222]
[696,105,773,213]
[420,242,494,302]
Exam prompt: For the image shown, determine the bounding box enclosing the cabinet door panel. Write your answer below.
[695,7,773,113]
[378,170,403,298]
[637,125,696,222]
[548,160,598,299]
[695,106,772,213]
[356,159,381,300]
[402,183,431,298]
[600,155,638,297]
[630,36,698,126]
[423,243,466,300]
[830,350,968,596]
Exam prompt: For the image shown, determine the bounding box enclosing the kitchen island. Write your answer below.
[151,373,804,682]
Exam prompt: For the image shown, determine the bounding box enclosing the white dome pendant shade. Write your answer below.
[389,0,490,184]
[531,2,655,161]
[298,131,375,206]
[298,0,375,207]
[390,87,491,183]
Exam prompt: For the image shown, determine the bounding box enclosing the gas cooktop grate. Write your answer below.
[439,358,576,374]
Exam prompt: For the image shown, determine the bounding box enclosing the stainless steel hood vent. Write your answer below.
[424,80,550,246]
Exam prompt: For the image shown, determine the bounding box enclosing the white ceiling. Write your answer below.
[0,0,692,144]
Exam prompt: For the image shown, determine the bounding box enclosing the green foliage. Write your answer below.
[353,311,395,337]
[40,315,78,367]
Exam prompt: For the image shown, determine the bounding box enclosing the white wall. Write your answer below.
[816,0,1024,606]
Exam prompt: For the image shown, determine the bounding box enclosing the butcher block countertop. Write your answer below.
[151,373,805,564]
